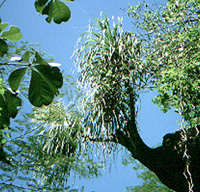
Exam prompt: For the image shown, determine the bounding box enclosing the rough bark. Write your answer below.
[115,121,200,192]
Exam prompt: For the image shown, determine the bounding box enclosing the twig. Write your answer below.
[0,0,7,9]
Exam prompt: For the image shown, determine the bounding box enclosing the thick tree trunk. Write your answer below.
[115,122,200,192]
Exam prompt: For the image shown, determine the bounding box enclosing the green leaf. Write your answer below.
[0,88,22,129]
[34,0,49,13]
[0,39,8,57]
[4,89,22,118]
[35,0,71,24]
[5,132,11,138]
[42,0,54,23]
[8,68,27,91]
[53,0,71,24]
[28,69,54,107]
[0,94,10,129]
[0,23,9,33]
[21,51,30,62]
[2,26,22,41]
[35,65,63,89]
[28,66,63,107]
[1,137,6,144]
[33,51,49,66]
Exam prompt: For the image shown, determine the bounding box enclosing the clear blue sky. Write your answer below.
[1,0,181,191]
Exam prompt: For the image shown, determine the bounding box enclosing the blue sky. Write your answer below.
[1,0,181,191]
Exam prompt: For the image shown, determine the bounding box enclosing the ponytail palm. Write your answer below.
[75,13,150,139]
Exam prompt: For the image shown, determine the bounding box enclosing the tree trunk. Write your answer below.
[115,122,200,192]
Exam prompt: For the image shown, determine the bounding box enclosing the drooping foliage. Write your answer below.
[74,13,151,138]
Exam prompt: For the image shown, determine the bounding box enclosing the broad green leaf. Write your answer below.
[28,65,63,107]
[2,26,22,41]
[21,51,30,62]
[35,65,63,89]
[28,69,55,107]
[53,0,71,24]
[8,68,27,91]
[35,0,71,24]
[63,0,75,1]
[0,39,8,57]
[33,51,49,65]
[0,23,9,33]
[4,89,22,118]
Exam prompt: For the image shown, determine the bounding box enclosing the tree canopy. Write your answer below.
[0,0,200,191]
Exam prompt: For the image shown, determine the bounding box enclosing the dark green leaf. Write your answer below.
[33,51,49,65]
[53,0,71,24]
[28,65,63,107]
[4,89,22,118]
[0,89,22,129]
[8,68,27,91]
[0,39,8,57]
[0,94,10,129]
[34,0,49,13]
[28,69,55,107]
[35,65,63,89]
[42,0,54,23]
[2,26,22,41]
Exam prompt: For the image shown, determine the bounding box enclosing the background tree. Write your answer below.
[74,0,200,191]
[1,0,200,191]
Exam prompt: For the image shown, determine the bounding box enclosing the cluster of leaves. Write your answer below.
[0,0,76,147]
[0,18,22,56]
[35,0,74,24]
[127,0,200,127]
[74,13,151,138]
[0,44,63,148]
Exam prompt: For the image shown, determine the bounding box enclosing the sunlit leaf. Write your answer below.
[2,26,22,41]
[53,0,71,24]
[0,23,9,33]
